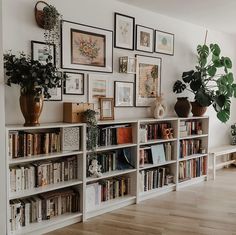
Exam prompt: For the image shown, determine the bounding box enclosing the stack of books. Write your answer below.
[179,120,203,138]
[179,139,202,158]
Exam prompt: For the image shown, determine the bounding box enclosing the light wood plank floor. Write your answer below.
[46,168,236,235]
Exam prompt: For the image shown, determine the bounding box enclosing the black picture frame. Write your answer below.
[114,12,135,51]
[154,30,175,56]
[61,20,113,73]
[31,40,56,65]
[64,72,85,95]
[136,25,154,53]
[114,81,134,107]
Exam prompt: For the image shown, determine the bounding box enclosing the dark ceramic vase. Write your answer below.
[174,97,191,117]
[191,101,207,117]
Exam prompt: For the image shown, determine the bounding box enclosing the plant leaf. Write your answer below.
[182,70,194,83]
[217,109,230,123]
[207,66,217,77]
[210,43,221,56]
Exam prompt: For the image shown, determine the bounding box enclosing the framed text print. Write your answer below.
[155,30,174,55]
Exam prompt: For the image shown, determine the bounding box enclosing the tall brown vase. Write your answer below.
[191,101,207,117]
[19,93,43,126]
[174,97,191,117]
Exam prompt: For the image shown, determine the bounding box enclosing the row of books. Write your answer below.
[140,122,172,142]
[96,125,133,147]
[10,156,78,192]
[179,139,202,158]
[139,143,173,167]
[179,157,207,181]
[179,120,203,137]
[8,130,61,159]
[87,148,134,177]
[86,177,131,212]
[10,189,80,231]
[139,167,174,192]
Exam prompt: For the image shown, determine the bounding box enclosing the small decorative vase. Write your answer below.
[191,101,207,117]
[174,97,191,117]
[19,93,44,126]
[152,95,167,119]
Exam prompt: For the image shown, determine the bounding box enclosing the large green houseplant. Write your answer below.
[173,43,236,122]
[4,52,62,126]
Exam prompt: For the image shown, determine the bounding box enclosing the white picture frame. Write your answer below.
[136,25,154,53]
[115,81,134,107]
[155,30,174,56]
[64,72,84,95]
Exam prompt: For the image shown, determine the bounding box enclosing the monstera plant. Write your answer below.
[173,43,236,123]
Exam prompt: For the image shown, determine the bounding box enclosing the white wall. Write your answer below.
[3,0,236,148]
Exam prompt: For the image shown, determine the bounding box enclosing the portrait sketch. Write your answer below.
[136,25,154,53]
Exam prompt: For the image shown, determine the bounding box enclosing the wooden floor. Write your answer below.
[46,168,236,235]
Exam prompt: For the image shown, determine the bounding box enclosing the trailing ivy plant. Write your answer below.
[173,43,236,123]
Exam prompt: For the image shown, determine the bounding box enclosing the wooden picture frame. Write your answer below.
[135,54,162,107]
[100,98,114,120]
[114,81,134,107]
[155,30,174,56]
[64,72,84,95]
[114,13,135,50]
[31,40,56,65]
[61,20,113,73]
[136,25,154,53]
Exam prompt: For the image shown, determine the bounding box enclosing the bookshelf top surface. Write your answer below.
[179,116,209,121]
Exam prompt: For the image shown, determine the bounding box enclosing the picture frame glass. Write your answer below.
[155,31,174,55]
[136,26,154,53]
[64,73,84,95]
[115,82,134,107]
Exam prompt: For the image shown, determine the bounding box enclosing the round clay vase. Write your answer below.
[19,93,44,126]
[174,97,191,117]
[191,101,207,117]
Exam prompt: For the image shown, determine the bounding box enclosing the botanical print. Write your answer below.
[138,63,159,98]
[140,31,150,47]
[92,80,107,98]
[117,20,132,45]
[71,29,105,67]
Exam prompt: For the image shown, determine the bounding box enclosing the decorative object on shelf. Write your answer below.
[135,54,162,107]
[136,25,154,53]
[174,97,191,117]
[190,101,207,117]
[61,127,81,151]
[64,72,84,95]
[119,56,136,74]
[4,52,62,126]
[100,98,114,120]
[88,159,102,178]
[231,124,236,145]
[155,30,174,55]
[173,40,236,122]
[31,40,56,65]
[162,128,174,140]
[114,81,134,107]
[61,20,113,73]
[151,95,167,119]
[114,13,135,50]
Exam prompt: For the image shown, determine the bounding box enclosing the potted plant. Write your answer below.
[173,43,236,122]
[4,52,62,126]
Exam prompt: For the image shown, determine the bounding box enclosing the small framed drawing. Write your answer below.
[64,72,84,95]
[61,20,113,73]
[136,25,154,53]
[100,98,114,120]
[31,40,56,65]
[114,13,135,50]
[155,30,174,55]
[135,54,161,107]
[114,81,134,107]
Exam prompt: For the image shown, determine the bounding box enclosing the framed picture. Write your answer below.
[135,54,162,107]
[64,72,84,95]
[31,40,56,65]
[100,98,114,120]
[114,81,134,107]
[136,25,154,53]
[119,57,136,74]
[155,30,174,55]
[46,86,62,101]
[61,20,113,73]
[114,13,135,50]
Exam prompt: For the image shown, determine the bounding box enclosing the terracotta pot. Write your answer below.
[19,93,43,126]
[191,101,207,117]
[174,97,191,117]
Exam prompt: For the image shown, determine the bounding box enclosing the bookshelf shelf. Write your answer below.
[179,134,208,140]
[88,143,137,153]
[9,179,83,200]
[139,160,177,170]
[86,169,137,183]
[140,138,177,146]
[178,175,207,188]
[8,150,83,165]
[178,153,208,162]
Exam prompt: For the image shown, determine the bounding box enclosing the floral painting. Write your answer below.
[71,29,106,67]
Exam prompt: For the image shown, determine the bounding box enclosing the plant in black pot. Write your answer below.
[173,43,236,122]
[4,52,63,126]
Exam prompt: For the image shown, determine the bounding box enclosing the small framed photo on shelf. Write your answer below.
[61,20,113,73]
[64,72,84,95]
[31,40,56,65]
[155,30,174,55]
[136,25,154,53]
[114,13,135,50]
[114,81,134,107]
[100,98,114,120]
